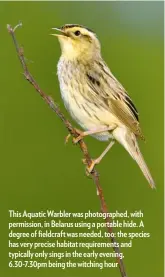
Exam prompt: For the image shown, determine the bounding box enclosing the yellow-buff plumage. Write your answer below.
[51,24,155,189]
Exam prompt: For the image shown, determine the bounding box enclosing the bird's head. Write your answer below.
[51,24,101,61]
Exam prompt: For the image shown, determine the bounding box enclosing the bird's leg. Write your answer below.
[84,140,115,173]
[73,126,114,144]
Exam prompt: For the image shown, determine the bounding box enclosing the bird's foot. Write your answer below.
[65,128,83,144]
[73,129,84,144]
[82,158,100,175]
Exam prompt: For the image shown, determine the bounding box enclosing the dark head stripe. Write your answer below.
[61,24,94,34]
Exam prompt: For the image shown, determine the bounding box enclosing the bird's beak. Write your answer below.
[50,27,67,38]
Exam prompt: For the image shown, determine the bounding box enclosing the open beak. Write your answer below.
[50,27,67,38]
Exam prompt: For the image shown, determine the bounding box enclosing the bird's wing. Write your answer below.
[85,60,144,139]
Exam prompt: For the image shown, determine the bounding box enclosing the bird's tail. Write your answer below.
[113,127,155,189]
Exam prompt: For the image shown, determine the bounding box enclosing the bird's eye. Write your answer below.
[74,30,81,36]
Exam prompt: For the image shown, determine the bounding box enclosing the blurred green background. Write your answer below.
[0,1,164,277]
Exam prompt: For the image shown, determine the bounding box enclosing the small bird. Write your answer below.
[51,24,155,188]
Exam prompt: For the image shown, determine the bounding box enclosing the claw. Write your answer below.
[82,158,87,165]
[85,168,91,177]
[65,134,71,144]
